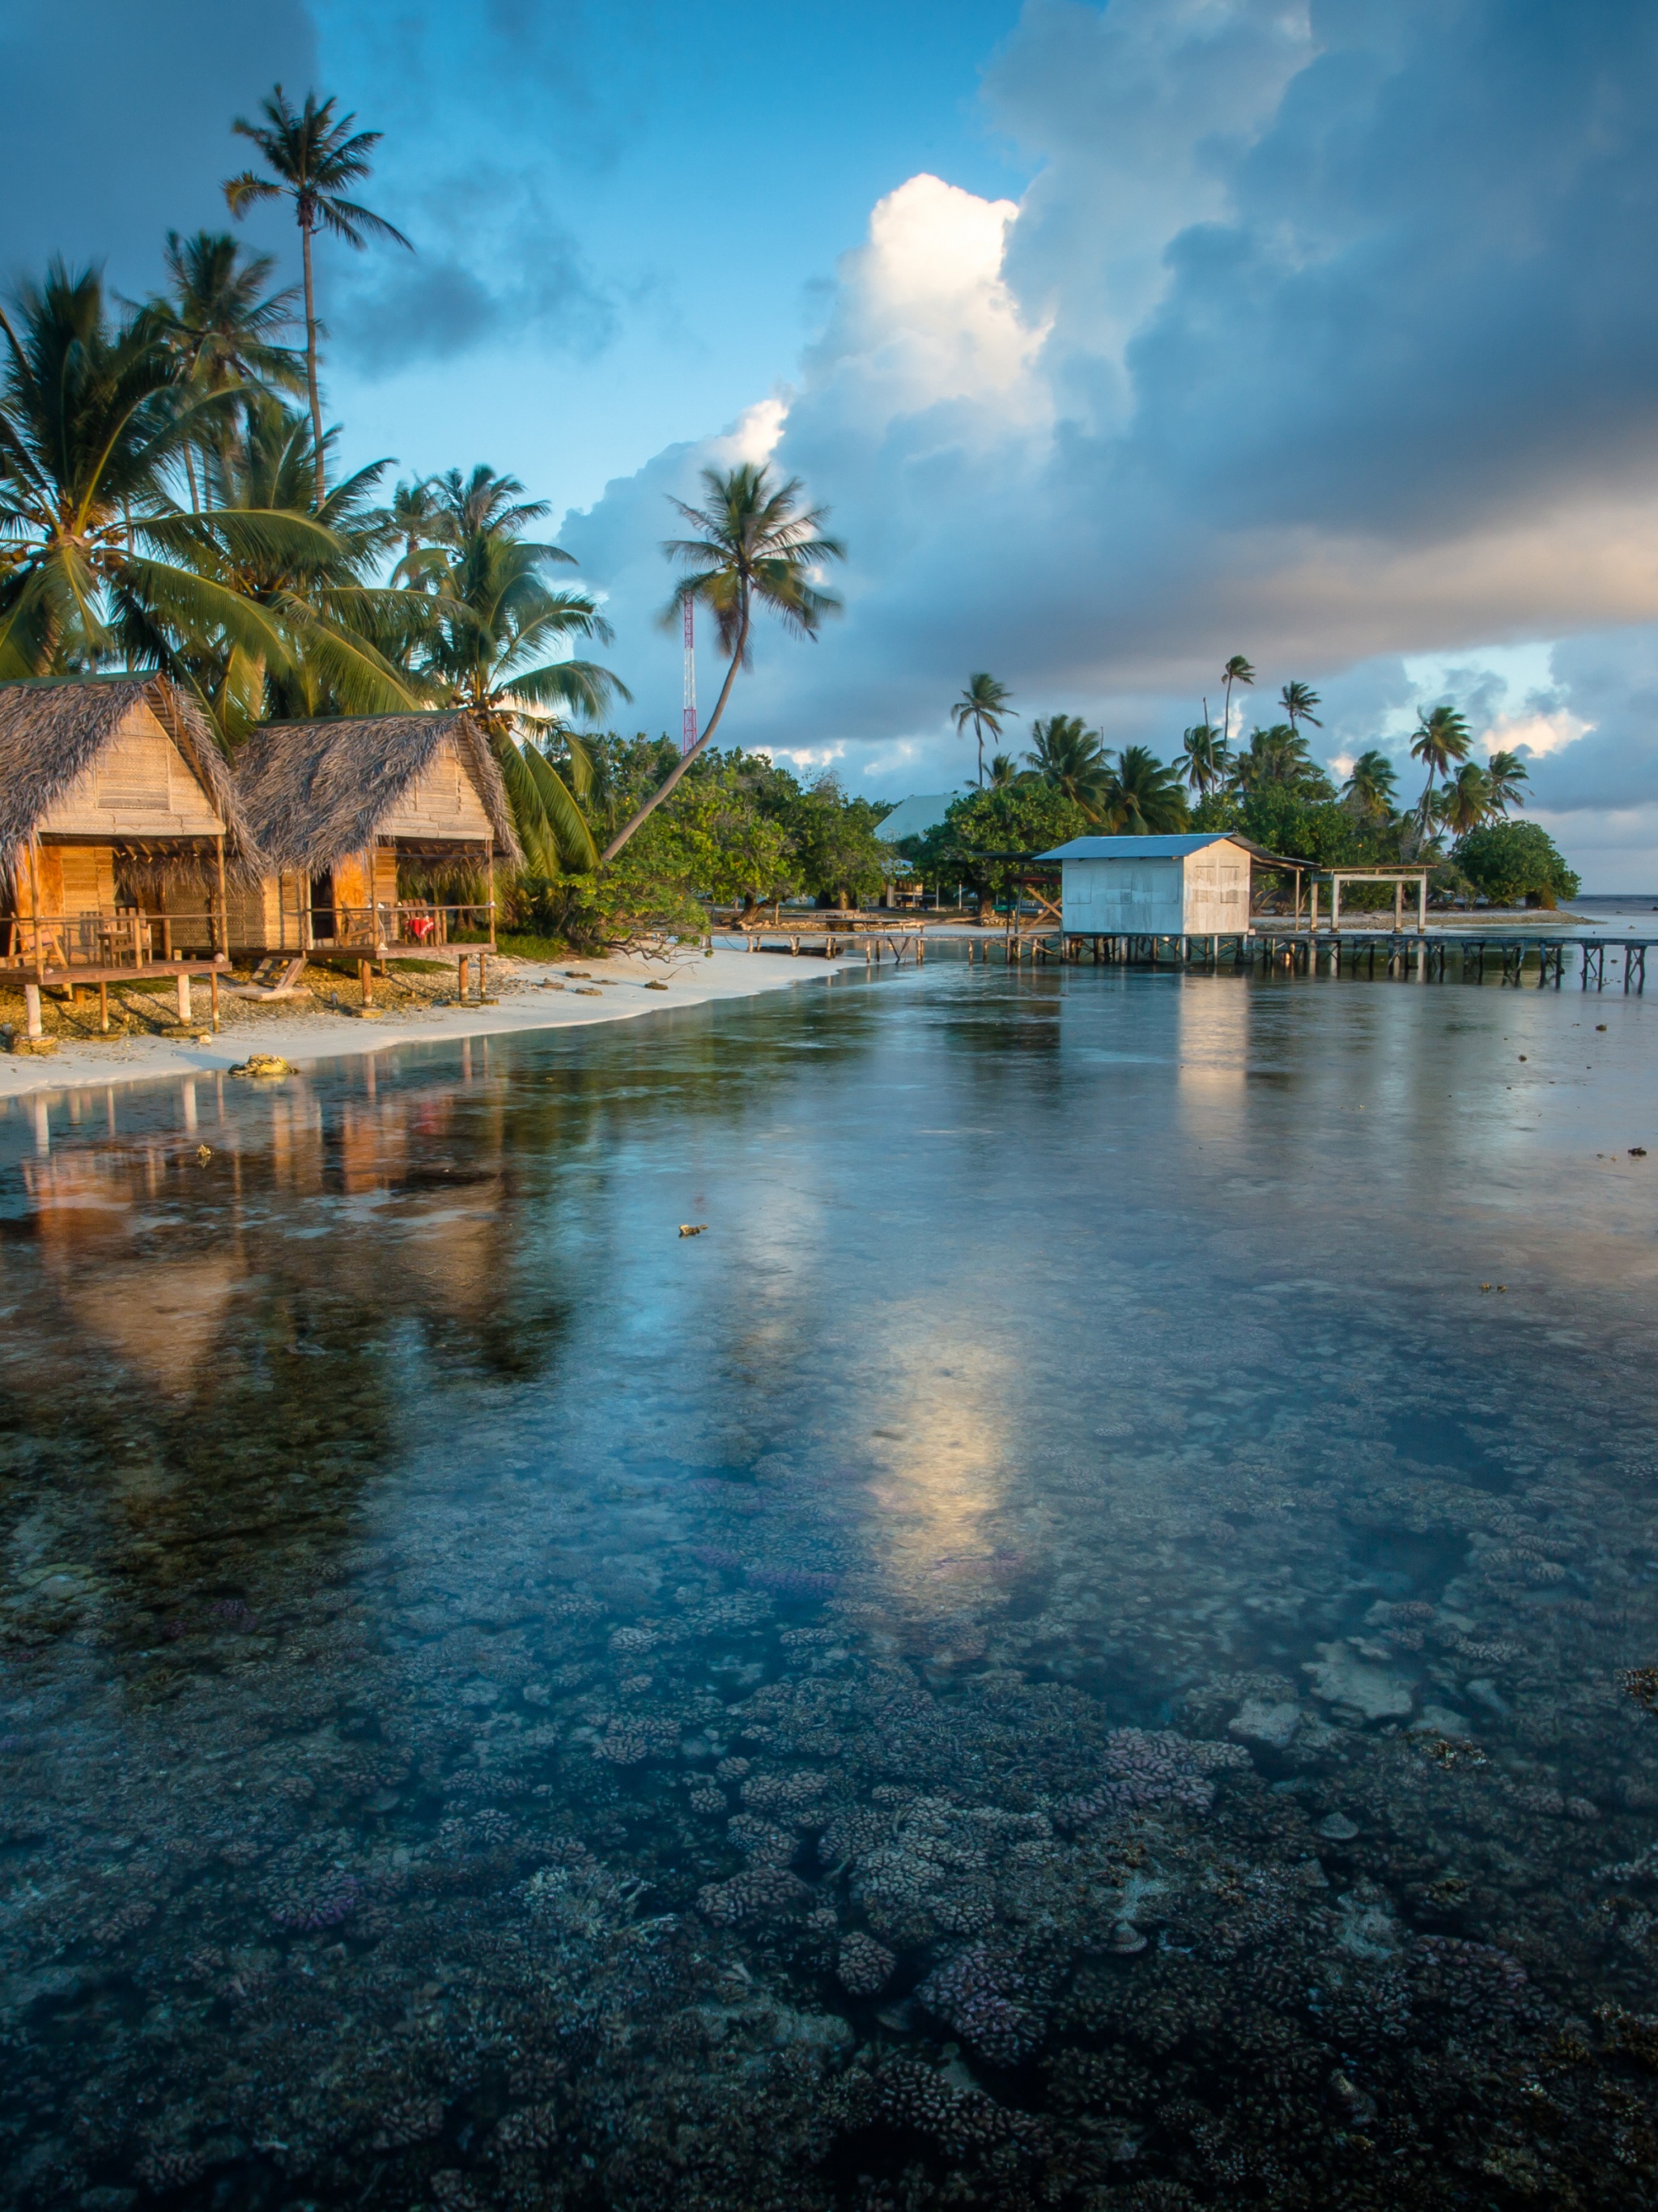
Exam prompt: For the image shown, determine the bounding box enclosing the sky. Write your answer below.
[8,0,1658,887]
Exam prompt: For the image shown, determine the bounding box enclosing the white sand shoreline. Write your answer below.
[0,946,865,1103]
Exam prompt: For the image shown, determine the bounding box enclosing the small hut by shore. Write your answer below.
[0,676,253,1001]
[231,711,521,957]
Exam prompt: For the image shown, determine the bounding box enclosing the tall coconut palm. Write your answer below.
[599,462,844,864]
[1027,714,1110,816]
[384,475,445,562]
[1409,703,1472,830]
[987,751,1021,789]
[1279,679,1321,731]
[1341,748,1398,821]
[223,86,412,508]
[1177,720,1229,796]
[952,671,1016,789]
[0,262,324,683]
[1436,760,1492,837]
[1486,748,1529,815]
[414,528,630,874]
[1101,745,1189,834]
[148,231,304,509]
[1220,653,1254,747]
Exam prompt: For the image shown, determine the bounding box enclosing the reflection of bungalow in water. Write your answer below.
[0,677,253,1013]
[231,712,521,955]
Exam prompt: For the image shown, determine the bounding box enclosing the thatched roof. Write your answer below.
[236,711,521,871]
[0,675,257,870]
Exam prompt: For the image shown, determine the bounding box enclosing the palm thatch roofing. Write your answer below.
[0,675,257,874]
[235,711,521,872]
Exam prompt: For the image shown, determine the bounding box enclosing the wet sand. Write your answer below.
[0,943,862,1100]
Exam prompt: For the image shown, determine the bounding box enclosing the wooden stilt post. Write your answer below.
[24,982,42,1039]
[176,970,192,1025]
[215,834,228,958]
[359,959,373,1007]
[458,952,470,1001]
[99,981,108,1033]
[210,970,219,1029]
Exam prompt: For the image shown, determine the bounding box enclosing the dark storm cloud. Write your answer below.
[329,170,617,369]
[0,0,318,291]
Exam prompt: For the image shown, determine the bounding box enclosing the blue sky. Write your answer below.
[10,0,1658,886]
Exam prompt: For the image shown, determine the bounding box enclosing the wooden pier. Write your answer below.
[988,929,1655,991]
[712,916,929,963]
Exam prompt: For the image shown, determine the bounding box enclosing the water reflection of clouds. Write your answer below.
[859,1326,1013,1607]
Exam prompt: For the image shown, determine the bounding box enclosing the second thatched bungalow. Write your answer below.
[231,711,521,958]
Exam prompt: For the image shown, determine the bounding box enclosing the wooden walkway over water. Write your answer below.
[995,929,1655,991]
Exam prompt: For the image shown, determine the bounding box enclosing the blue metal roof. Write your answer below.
[1033,834,1240,861]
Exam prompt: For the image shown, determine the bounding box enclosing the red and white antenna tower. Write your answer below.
[681,596,698,755]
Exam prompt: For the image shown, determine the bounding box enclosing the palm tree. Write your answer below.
[180,396,421,729]
[148,231,304,511]
[598,462,844,865]
[384,476,445,562]
[1100,745,1189,834]
[1177,720,1229,796]
[987,751,1020,789]
[1341,748,1398,820]
[1409,703,1472,830]
[952,671,1016,789]
[1230,724,1312,793]
[422,465,550,547]
[1220,653,1254,747]
[1435,760,1492,838]
[1279,680,1321,731]
[0,262,322,684]
[1026,714,1109,816]
[414,525,630,875]
[1486,749,1529,815]
[223,86,412,508]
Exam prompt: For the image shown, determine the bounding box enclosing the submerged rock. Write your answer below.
[1230,1695,1303,1750]
[1305,1642,1414,1721]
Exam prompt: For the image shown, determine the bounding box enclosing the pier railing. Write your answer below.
[998,928,1653,991]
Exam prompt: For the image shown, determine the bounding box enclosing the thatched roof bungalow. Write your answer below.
[232,710,520,955]
[0,675,254,982]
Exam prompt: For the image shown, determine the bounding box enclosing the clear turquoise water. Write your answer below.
[2,959,1658,2210]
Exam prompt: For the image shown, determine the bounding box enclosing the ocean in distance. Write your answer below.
[2,955,1656,2211]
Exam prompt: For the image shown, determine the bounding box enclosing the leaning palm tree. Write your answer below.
[598,462,844,865]
[148,231,304,509]
[1027,713,1110,816]
[384,475,446,562]
[1341,748,1398,821]
[1177,720,1229,796]
[1279,679,1321,731]
[1435,760,1492,838]
[415,527,630,874]
[987,751,1021,789]
[1100,745,1189,834]
[1486,749,1529,815]
[1220,653,1254,747]
[0,262,324,685]
[1409,703,1472,830]
[952,672,1016,789]
[223,86,411,507]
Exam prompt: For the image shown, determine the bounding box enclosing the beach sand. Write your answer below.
[0,944,864,1100]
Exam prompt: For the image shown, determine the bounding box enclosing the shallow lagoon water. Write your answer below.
[2,960,1658,2211]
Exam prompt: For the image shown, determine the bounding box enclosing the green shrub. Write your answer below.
[1452,821,1579,908]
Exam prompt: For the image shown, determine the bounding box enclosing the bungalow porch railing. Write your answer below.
[1,908,227,976]
[307,900,496,952]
